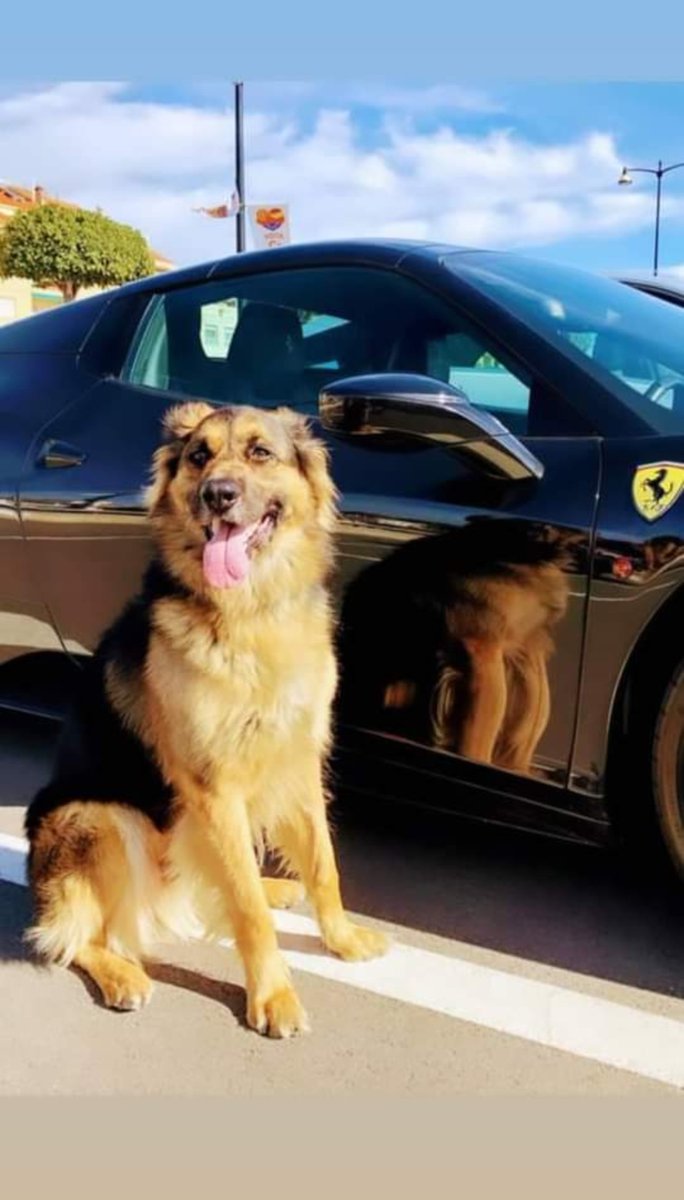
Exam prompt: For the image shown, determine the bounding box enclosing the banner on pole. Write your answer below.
[193,192,240,219]
[247,204,291,249]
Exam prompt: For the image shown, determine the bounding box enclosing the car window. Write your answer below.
[452,252,684,433]
[121,266,554,434]
[124,270,409,414]
[425,333,530,428]
[563,328,675,398]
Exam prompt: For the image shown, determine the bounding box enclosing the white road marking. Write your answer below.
[2,830,683,1088]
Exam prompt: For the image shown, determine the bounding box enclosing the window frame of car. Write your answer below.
[113,257,619,439]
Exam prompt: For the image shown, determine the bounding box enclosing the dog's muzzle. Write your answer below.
[200,477,243,515]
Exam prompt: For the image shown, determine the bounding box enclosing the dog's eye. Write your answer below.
[249,444,274,462]
[188,444,211,468]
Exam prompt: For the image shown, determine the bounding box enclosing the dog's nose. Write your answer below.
[201,478,242,513]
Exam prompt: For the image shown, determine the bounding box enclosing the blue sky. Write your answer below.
[1,82,683,274]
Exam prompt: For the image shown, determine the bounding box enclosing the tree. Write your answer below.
[0,202,156,300]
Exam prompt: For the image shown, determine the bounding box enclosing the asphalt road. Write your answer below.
[2,710,684,1095]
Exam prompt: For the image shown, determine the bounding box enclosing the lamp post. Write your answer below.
[234,81,246,253]
[618,160,684,277]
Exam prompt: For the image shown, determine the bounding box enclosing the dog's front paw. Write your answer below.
[247,985,310,1039]
[99,962,154,1011]
[325,923,390,962]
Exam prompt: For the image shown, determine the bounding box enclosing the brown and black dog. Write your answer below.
[25,402,388,1038]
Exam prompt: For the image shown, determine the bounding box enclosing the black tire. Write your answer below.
[608,652,684,889]
[651,659,684,882]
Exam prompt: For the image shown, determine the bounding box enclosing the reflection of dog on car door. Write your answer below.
[339,519,578,775]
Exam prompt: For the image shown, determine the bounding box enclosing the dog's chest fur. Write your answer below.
[144,594,337,770]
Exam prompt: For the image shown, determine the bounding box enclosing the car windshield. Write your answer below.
[449,251,684,432]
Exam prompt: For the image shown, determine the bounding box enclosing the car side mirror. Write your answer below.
[318,373,544,483]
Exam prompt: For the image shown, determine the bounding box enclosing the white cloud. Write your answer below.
[0,82,680,269]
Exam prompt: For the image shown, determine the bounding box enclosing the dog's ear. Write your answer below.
[146,401,215,513]
[276,407,338,530]
[163,400,215,441]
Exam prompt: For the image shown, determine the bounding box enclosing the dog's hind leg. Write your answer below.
[26,802,155,1011]
[495,643,551,773]
[456,638,508,765]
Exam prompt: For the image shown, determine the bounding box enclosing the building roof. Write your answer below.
[0,182,174,272]
[0,182,79,214]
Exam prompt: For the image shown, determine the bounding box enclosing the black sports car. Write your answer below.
[3,239,684,875]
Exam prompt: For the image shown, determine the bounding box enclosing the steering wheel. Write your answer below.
[643,377,683,408]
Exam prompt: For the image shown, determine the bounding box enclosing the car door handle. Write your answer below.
[36,439,88,469]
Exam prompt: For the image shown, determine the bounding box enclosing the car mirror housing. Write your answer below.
[319,373,544,483]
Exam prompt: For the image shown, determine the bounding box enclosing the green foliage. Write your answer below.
[0,203,156,299]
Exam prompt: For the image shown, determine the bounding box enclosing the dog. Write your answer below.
[25,401,388,1038]
[339,519,579,775]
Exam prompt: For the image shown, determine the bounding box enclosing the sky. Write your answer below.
[1,81,684,275]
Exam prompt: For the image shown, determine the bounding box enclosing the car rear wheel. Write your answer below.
[651,659,684,881]
[609,651,684,886]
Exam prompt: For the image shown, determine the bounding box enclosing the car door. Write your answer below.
[18,260,600,832]
[0,295,112,684]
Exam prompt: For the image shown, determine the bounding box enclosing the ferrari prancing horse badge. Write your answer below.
[632,462,684,522]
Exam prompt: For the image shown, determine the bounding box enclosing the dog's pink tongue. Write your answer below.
[203,522,257,588]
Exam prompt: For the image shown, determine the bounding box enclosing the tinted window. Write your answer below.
[451,251,684,433]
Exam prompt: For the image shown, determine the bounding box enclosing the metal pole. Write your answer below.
[620,161,684,275]
[653,161,663,278]
[234,81,246,253]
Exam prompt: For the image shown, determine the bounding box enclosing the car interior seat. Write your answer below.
[225,302,306,408]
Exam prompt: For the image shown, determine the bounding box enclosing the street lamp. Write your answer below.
[618,159,684,277]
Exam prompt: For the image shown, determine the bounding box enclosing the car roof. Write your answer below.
[619,272,684,297]
[111,238,478,295]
